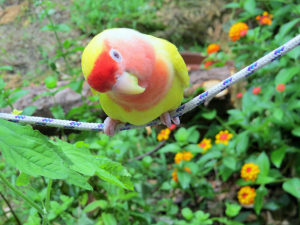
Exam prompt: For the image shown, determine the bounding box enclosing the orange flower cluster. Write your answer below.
[197,138,212,153]
[207,44,220,54]
[241,162,260,181]
[252,87,261,95]
[256,12,273,25]
[276,84,285,92]
[229,22,249,42]
[215,130,233,145]
[172,167,191,182]
[174,152,193,164]
[157,128,171,141]
[238,186,256,205]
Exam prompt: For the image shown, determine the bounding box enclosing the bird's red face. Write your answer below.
[87,43,121,93]
[85,33,155,95]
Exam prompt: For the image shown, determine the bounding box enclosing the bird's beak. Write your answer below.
[112,72,145,95]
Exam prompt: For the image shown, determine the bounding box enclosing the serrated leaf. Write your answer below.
[67,170,93,191]
[16,172,30,186]
[0,119,68,179]
[283,178,300,199]
[95,168,132,190]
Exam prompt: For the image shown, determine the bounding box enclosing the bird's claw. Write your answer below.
[160,112,180,128]
[104,117,118,136]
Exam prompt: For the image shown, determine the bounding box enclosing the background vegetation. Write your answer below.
[0,0,300,224]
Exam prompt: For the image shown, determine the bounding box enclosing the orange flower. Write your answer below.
[236,93,243,98]
[256,11,273,25]
[197,138,212,153]
[241,163,260,181]
[252,87,261,95]
[238,186,256,205]
[229,22,249,42]
[215,130,233,145]
[207,44,220,54]
[174,152,193,164]
[157,128,171,141]
[204,61,213,69]
[172,167,191,182]
[276,84,285,92]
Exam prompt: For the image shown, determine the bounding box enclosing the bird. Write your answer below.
[81,28,189,136]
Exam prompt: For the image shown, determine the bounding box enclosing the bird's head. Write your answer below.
[82,28,155,95]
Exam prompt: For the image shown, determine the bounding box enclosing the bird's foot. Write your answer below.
[104,117,118,136]
[160,112,180,128]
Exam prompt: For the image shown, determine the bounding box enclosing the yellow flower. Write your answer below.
[207,44,220,54]
[172,167,191,182]
[157,128,171,141]
[241,162,260,181]
[11,109,23,115]
[215,130,233,145]
[197,138,212,153]
[174,151,193,164]
[229,22,249,42]
[256,11,273,25]
[238,186,256,205]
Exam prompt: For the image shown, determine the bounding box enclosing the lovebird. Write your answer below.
[81,28,189,136]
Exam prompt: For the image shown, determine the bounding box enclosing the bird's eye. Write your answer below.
[109,49,122,62]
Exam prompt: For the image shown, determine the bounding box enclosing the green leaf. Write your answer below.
[16,172,30,186]
[224,2,240,8]
[158,143,181,153]
[291,127,300,137]
[45,76,57,89]
[174,127,188,142]
[256,175,275,185]
[177,169,191,189]
[63,40,71,49]
[254,185,268,214]
[273,4,292,17]
[243,0,256,15]
[275,19,300,41]
[185,144,202,155]
[186,126,200,143]
[275,67,299,85]
[181,208,194,220]
[255,152,270,176]
[197,151,222,166]
[67,169,93,191]
[273,108,283,120]
[223,156,236,170]
[236,133,249,155]
[201,110,216,120]
[22,106,37,116]
[50,105,65,119]
[287,100,300,110]
[142,155,153,167]
[283,178,300,199]
[161,181,172,190]
[271,146,287,168]
[56,24,71,32]
[0,77,6,90]
[102,213,117,225]
[219,164,234,182]
[0,119,68,179]
[0,66,13,71]
[9,89,29,104]
[40,24,53,31]
[83,200,107,212]
[69,79,84,93]
[225,202,241,217]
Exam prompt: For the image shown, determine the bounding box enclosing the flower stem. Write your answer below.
[215,115,237,136]
[45,179,53,214]
[0,192,22,225]
[0,171,45,216]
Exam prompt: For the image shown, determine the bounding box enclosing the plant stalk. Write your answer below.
[0,171,45,216]
[0,192,22,225]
